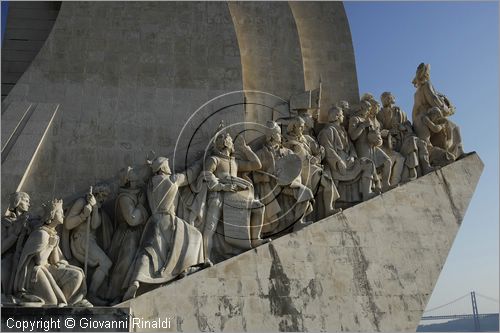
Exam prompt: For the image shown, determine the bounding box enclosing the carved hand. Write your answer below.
[223,184,238,192]
[82,204,93,218]
[86,193,97,207]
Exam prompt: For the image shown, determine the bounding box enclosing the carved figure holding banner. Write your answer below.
[122,157,204,301]
[13,199,91,307]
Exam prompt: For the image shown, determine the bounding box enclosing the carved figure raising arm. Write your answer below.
[196,129,269,266]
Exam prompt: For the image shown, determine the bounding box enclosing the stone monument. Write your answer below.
[1,2,482,332]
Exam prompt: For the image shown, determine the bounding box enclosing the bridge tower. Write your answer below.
[471,291,481,331]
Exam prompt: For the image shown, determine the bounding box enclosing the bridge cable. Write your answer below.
[423,293,470,313]
[475,292,499,303]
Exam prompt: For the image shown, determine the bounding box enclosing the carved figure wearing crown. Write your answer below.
[319,107,380,204]
[284,116,340,218]
[2,192,32,299]
[122,157,204,301]
[253,121,314,236]
[62,185,113,302]
[13,199,91,307]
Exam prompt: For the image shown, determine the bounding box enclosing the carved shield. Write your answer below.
[274,153,302,185]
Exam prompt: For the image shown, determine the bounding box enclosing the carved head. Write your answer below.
[412,63,431,87]
[9,192,30,214]
[265,121,282,144]
[120,166,142,188]
[92,184,111,204]
[287,117,305,137]
[380,92,395,107]
[328,106,343,124]
[337,100,349,111]
[214,132,234,154]
[356,100,372,118]
[151,157,171,175]
[42,199,64,225]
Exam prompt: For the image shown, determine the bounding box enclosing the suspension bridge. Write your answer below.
[420,291,499,331]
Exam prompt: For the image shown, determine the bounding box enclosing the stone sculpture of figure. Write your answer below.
[253,121,314,236]
[337,100,352,129]
[284,117,340,218]
[296,108,317,136]
[348,100,393,191]
[13,199,91,307]
[193,128,268,266]
[2,192,31,298]
[418,107,465,166]
[412,63,455,139]
[318,107,380,204]
[106,166,149,304]
[361,93,405,187]
[122,157,204,301]
[379,92,433,180]
[62,185,112,302]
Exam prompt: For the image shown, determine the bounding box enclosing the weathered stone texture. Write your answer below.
[123,153,483,331]
[290,2,359,121]
[2,2,244,207]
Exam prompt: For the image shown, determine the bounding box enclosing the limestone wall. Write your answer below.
[1,1,358,211]
[123,153,483,331]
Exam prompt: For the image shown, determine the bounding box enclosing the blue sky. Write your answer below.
[345,1,499,314]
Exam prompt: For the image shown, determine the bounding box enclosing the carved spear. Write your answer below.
[84,186,92,277]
